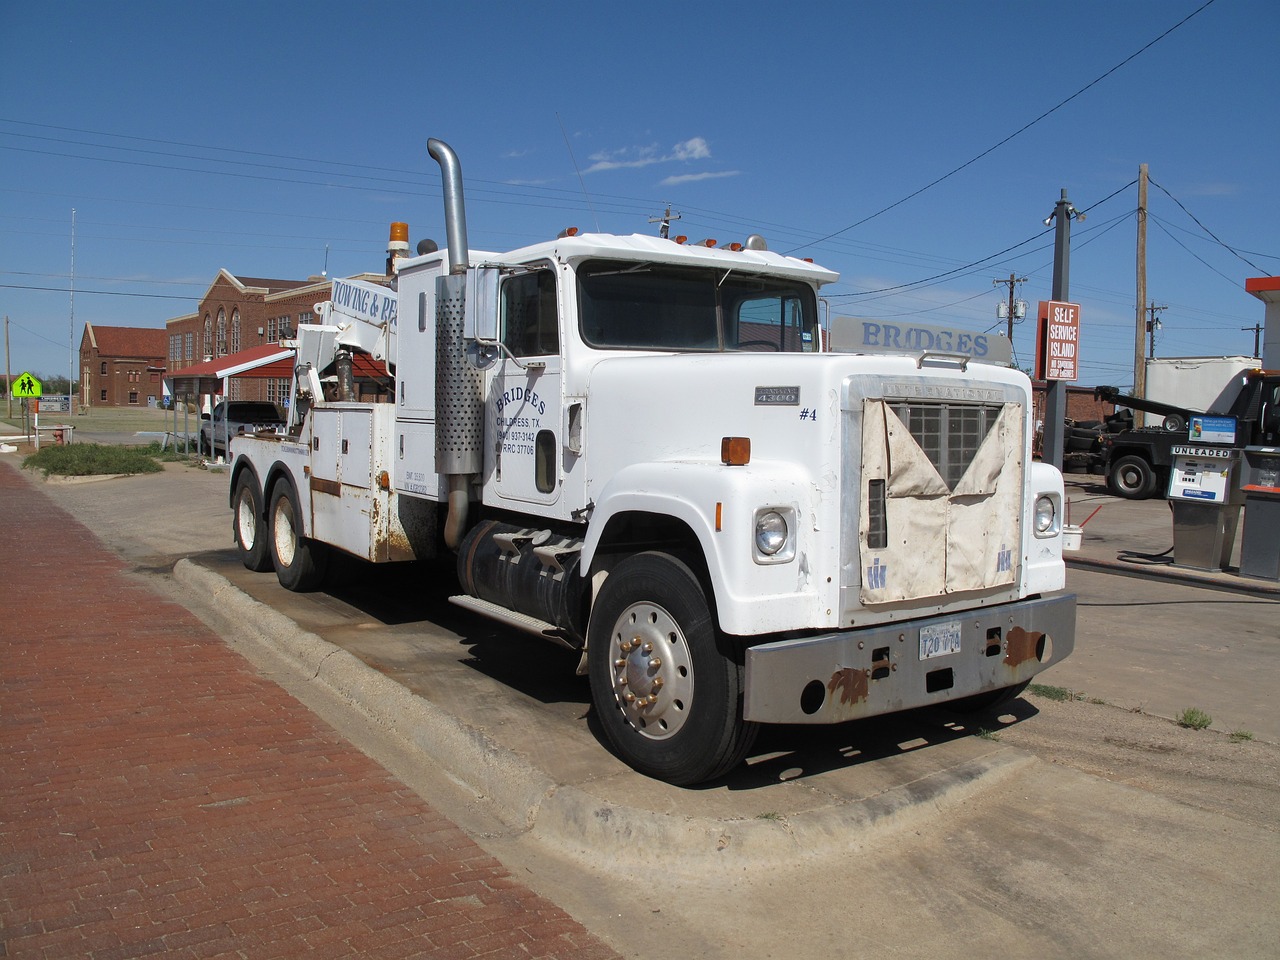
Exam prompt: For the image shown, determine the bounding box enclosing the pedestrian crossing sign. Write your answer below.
[12,371,42,398]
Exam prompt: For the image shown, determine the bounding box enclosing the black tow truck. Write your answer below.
[1096,370,1280,499]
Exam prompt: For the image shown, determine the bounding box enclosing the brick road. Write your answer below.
[0,461,617,960]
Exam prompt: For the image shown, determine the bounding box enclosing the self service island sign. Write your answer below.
[1034,301,1081,381]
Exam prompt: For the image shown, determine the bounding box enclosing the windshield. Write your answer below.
[577,260,819,352]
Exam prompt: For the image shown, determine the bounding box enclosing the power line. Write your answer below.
[1149,215,1241,287]
[1148,176,1273,276]
[788,0,1219,252]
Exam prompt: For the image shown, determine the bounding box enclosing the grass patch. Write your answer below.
[975,727,1000,741]
[1028,683,1075,702]
[1229,729,1254,743]
[1176,707,1212,731]
[755,811,782,821]
[23,443,164,477]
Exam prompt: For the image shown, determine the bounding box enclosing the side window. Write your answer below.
[501,270,558,358]
[733,293,813,351]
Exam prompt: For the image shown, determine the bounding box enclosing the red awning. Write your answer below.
[164,344,390,395]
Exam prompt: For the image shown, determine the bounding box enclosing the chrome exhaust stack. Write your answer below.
[427,138,482,548]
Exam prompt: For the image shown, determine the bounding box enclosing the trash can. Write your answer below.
[1238,446,1280,581]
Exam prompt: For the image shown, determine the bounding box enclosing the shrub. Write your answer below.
[23,443,164,478]
[1176,707,1212,731]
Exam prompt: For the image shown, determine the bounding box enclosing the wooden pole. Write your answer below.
[1134,164,1148,427]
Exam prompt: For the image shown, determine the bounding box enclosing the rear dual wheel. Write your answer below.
[231,473,272,572]
[269,482,329,592]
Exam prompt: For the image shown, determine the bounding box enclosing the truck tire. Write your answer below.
[587,552,758,785]
[232,472,272,572]
[1109,454,1156,500]
[268,481,329,591]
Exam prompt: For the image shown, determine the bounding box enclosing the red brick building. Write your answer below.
[165,270,326,404]
[164,270,392,405]
[78,323,167,408]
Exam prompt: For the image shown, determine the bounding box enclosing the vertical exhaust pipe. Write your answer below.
[427,138,481,548]
[428,139,469,275]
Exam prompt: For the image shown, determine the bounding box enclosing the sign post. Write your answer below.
[1034,301,1082,382]
[11,371,42,450]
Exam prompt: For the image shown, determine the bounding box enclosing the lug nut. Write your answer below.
[649,657,662,669]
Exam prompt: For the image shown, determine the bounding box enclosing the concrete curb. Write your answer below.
[172,558,1039,872]
[1066,555,1280,597]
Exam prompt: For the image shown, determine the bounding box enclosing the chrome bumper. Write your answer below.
[743,593,1076,724]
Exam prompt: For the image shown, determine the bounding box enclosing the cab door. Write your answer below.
[488,265,562,509]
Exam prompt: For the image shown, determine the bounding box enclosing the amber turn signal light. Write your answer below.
[721,437,751,466]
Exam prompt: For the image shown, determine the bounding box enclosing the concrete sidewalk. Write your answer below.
[0,461,617,960]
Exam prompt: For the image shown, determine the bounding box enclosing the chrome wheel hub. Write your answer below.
[608,601,694,739]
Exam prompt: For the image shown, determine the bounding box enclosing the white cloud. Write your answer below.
[672,137,711,161]
[585,137,715,174]
[660,170,741,187]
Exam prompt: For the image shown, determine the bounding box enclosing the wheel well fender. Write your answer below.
[228,457,263,511]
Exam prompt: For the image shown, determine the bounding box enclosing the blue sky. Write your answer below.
[2,0,1276,389]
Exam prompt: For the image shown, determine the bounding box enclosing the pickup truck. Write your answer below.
[199,400,285,457]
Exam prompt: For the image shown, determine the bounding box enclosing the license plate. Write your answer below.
[919,620,962,660]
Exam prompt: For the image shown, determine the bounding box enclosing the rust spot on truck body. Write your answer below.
[828,666,869,706]
[1004,626,1044,668]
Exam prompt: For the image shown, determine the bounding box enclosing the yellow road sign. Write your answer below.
[12,371,42,398]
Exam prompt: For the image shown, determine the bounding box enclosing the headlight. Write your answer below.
[1034,495,1057,535]
[755,510,789,556]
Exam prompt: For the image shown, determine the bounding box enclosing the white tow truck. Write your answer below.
[228,139,1075,785]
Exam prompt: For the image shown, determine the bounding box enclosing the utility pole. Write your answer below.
[1041,188,1082,471]
[648,204,681,239]
[1134,163,1149,427]
[4,315,11,419]
[993,273,1028,342]
[1243,323,1262,358]
[1146,302,1167,359]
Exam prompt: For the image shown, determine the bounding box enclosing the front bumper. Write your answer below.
[743,592,1076,724]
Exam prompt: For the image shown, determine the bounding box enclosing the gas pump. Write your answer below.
[1239,446,1280,580]
[1166,415,1242,571]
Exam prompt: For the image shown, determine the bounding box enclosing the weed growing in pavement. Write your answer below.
[23,443,164,477]
[1176,707,1212,730]
[975,728,1000,741]
[1028,683,1075,702]
[756,812,782,821]
[1229,729,1255,743]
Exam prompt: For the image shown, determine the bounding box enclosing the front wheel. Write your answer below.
[232,472,272,572]
[269,482,329,591]
[587,552,757,785]
[1109,454,1156,500]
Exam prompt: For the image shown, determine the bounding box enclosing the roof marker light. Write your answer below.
[558,226,579,238]
[674,235,688,244]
